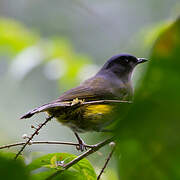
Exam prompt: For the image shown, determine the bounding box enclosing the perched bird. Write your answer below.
[21,54,147,151]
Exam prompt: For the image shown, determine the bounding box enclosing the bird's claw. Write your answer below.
[74,132,87,152]
[76,139,87,152]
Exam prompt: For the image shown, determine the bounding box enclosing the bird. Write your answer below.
[20,53,147,151]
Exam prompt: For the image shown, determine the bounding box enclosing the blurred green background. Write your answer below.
[0,0,179,179]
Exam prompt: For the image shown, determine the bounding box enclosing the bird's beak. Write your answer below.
[137,58,148,64]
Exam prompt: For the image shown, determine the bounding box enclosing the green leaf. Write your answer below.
[116,17,180,180]
[27,152,97,180]
[0,151,30,180]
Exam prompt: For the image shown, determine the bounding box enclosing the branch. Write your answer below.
[82,100,132,105]
[14,115,53,160]
[0,141,94,149]
[97,142,116,180]
[46,137,115,180]
[0,141,94,150]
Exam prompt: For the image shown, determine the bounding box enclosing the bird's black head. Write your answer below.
[98,53,147,79]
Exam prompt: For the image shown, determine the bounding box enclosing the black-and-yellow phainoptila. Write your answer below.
[21,54,147,151]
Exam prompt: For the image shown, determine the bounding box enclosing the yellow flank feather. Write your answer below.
[85,104,112,117]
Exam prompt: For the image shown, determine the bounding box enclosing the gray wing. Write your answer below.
[54,76,116,102]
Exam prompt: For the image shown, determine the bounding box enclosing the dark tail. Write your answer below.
[20,102,71,119]
[20,104,50,119]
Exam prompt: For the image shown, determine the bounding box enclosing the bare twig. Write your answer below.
[46,137,115,180]
[0,141,94,150]
[14,115,53,160]
[97,143,116,180]
[82,100,132,105]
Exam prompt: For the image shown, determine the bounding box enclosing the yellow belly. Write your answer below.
[84,104,112,117]
[48,104,115,132]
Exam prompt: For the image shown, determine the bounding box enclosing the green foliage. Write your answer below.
[0,18,38,56]
[0,18,92,89]
[0,152,97,180]
[0,151,30,180]
[27,152,97,180]
[116,17,180,179]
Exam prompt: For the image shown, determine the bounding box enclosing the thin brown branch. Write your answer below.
[14,115,53,160]
[46,137,115,180]
[82,100,132,105]
[0,141,94,150]
[97,143,116,180]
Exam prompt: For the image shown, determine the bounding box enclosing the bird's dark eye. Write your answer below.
[125,59,129,63]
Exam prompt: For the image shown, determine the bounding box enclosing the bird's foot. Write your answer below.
[76,138,87,152]
[74,132,87,152]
